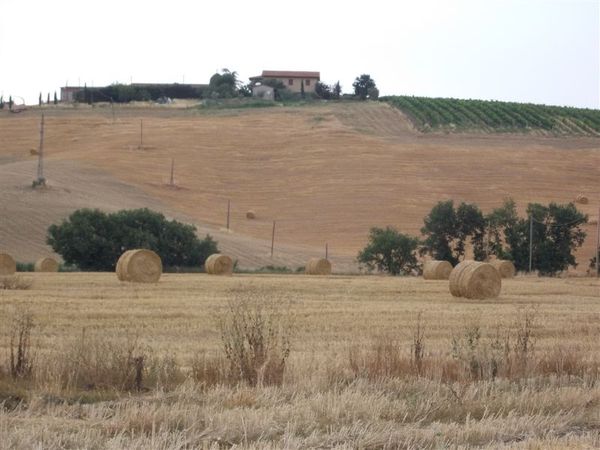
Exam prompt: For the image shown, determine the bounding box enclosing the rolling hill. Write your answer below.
[0,100,598,272]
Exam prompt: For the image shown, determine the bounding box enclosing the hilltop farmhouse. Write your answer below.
[249,70,320,94]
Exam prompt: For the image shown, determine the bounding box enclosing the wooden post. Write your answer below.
[169,158,175,186]
[528,214,533,273]
[271,220,276,258]
[596,206,600,278]
[226,200,231,230]
[485,219,491,261]
[325,243,328,260]
[36,114,45,186]
[139,119,143,148]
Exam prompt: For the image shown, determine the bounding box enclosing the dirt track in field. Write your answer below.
[0,101,598,271]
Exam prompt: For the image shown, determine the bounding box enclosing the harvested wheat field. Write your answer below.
[0,102,599,271]
[0,273,598,448]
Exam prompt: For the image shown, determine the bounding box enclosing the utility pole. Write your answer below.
[528,213,533,273]
[325,243,328,260]
[35,114,46,187]
[226,200,231,230]
[169,158,175,186]
[139,119,143,149]
[596,206,599,278]
[270,220,276,258]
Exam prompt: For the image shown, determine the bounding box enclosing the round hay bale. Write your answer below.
[490,260,516,278]
[205,254,233,275]
[116,249,162,283]
[305,258,332,275]
[34,257,59,272]
[449,260,475,297]
[450,261,501,299]
[575,194,589,205]
[0,253,16,276]
[423,260,452,280]
[116,250,136,281]
[246,210,256,219]
[204,254,218,274]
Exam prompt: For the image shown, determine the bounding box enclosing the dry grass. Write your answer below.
[0,275,33,290]
[0,273,598,448]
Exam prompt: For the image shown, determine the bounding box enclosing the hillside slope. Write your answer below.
[0,102,598,272]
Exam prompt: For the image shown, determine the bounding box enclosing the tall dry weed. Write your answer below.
[215,289,293,386]
[8,307,35,380]
[56,329,182,392]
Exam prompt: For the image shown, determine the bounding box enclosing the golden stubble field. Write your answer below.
[0,272,598,448]
[1,102,599,270]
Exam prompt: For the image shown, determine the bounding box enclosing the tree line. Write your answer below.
[358,199,589,276]
[66,70,380,103]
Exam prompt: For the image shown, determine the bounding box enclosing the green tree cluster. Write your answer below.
[420,200,486,266]
[359,199,587,276]
[487,200,587,275]
[352,74,377,100]
[315,81,342,100]
[357,227,419,275]
[206,69,242,99]
[47,208,218,271]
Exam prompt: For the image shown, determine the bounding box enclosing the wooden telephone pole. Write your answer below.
[34,114,46,187]
[596,206,600,278]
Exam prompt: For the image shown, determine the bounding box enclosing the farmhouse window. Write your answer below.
[306,79,311,86]
[288,79,294,86]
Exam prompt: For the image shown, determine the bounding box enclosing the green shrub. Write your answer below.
[357,227,420,275]
[16,262,34,272]
[47,208,218,271]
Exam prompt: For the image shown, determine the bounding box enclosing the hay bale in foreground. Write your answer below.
[423,260,452,280]
[34,257,59,272]
[246,210,256,219]
[490,260,516,278]
[0,253,16,276]
[305,258,332,275]
[448,260,474,297]
[449,260,501,299]
[575,194,589,205]
[116,250,135,281]
[205,254,234,275]
[116,249,162,283]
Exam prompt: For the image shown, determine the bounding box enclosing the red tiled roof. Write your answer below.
[259,70,320,79]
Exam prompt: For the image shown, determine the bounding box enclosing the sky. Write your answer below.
[0,0,598,108]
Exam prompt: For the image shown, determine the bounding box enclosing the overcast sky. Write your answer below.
[0,0,598,108]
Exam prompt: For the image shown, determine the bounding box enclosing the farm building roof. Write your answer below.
[250,70,320,80]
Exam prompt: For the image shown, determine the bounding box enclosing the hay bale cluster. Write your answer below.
[205,254,234,275]
[490,259,516,278]
[0,253,16,276]
[449,260,501,299]
[423,260,452,280]
[305,258,332,275]
[34,257,59,272]
[575,194,589,205]
[116,249,162,283]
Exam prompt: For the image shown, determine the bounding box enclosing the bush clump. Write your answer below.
[47,208,217,271]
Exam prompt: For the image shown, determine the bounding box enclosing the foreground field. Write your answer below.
[0,273,598,448]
